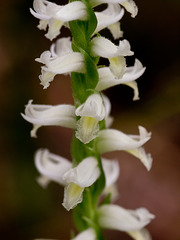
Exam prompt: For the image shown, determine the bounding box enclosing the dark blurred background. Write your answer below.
[0,0,180,239]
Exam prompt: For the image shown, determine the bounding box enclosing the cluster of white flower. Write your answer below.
[22,0,155,239]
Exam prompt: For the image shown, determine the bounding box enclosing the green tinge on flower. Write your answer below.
[75,93,106,144]
[109,55,126,78]
[72,228,97,240]
[21,100,76,137]
[98,204,155,232]
[62,182,84,211]
[76,116,99,144]
[30,0,88,40]
[107,22,124,39]
[128,228,152,240]
[96,126,152,170]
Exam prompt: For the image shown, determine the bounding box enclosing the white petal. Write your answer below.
[21,100,76,137]
[102,158,120,188]
[56,1,87,21]
[107,21,124,39]
[50,37,72,57]
[35,149,72,186]
[63,157,100,187]
[94,4,124,35]
[75,94,106,121]
[128,228,152,240]
[72,228,96,240]
[121,0,138,18]
[90,0,126,8]
[91,37,133,58]
[97,127,151,154]
[98,204,155,232]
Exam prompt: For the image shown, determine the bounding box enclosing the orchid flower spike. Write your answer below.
[30,0,87,40]
[97,126,153,170]
[21,100,76,137]
[96,59,146,101]
[35,149,100,211]
[75,93,106,144]
[36,37,85,89]
[98,204,155,236]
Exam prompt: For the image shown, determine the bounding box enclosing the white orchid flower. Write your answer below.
[36,37,85,89]
[102,158,120,200]
[72,228,96,240]
[75,93,106,144]
[96,126,152,170]
[90,0,138,18]
[21,100,76,137]
[30,0,87,40]
[91,37,133,59]
[35,149,100,211]
[94,4,124,39]
[98,204,155,232]
[96,59,146,101]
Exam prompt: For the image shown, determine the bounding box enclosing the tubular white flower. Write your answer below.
[75,93,106,144]
[21,100,76,137]
[30,0,87,40]
[35,149,72,187]
[94,4,124,38]
[98,204,155,232]
[36,39,85,88]
[96,59,146,100]
[102,158,120,200]
[128,228,152,240]
[71,228,96,240]
[62,157,100,211]
[91,37,134,58]
[96,126,152,170]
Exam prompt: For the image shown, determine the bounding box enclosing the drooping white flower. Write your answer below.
[35,149,100,211]
[102,158,120,200]
[94,4,124,39]
[91,37,133,59]
[98,204,155,232]
[90,0,138,18]
[21,100,76,137]
[36,37,85,89]
[96,126,152,170]
[75,93,106,144]
[30,0,87,40]
[96,59,146,101]
[71,228,96,240]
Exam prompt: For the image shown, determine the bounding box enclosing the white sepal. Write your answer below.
[94,4,124,38]
[97,126,152,170]
[91,37,134,58]
[120,0,138,18]
[98,204,155,232]
[128,228,152,240]
[21,100,76,137]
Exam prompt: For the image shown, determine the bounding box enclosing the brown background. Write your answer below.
[0,0,180,239]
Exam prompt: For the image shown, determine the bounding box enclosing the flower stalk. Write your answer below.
[22,0,155,239]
